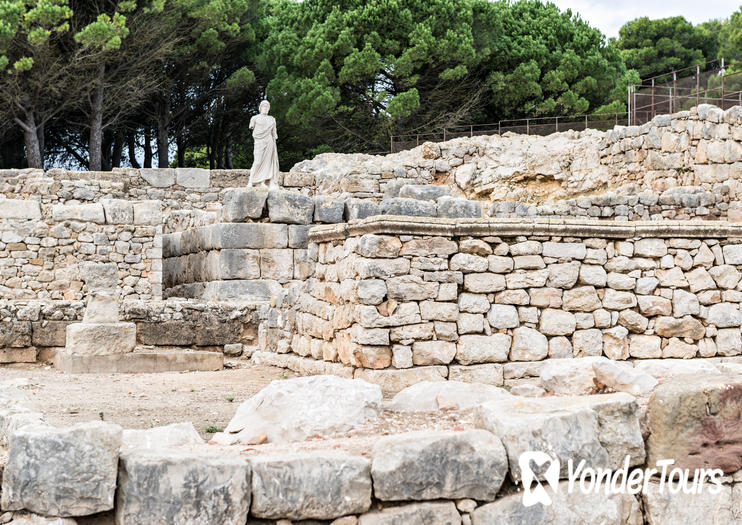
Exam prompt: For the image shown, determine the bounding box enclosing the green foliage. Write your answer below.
[616,16,717,78]
[74,12,130,52]
[719,8,742,66]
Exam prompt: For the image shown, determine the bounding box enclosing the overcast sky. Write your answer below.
[549,0,741,38]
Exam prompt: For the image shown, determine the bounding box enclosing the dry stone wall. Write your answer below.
[256,216,742,384]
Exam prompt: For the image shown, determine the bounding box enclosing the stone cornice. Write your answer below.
[308,216,742,242]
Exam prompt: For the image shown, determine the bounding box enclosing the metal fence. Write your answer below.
[390,113,628,153]
[629,58,742,125]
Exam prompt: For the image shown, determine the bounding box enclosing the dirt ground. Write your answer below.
[0,360,294,439]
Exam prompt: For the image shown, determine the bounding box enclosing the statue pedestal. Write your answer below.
[64,322,137,355]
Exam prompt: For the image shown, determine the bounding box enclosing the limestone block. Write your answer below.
[707,302,742,327]
[249,452,371,520]
[457,293,490,313]
[139,168,175,187]
[628,334,661,359]
[449,363,503,386]
[463,273,505,293]
[542,242,586,259]
[204,223,288,250]
[387,381,511,412]
[356,302,421,328]
[643,481,733,525]
[371,430,507,501]
[602,289,637,310]
[412,341,456,365]
[380,197,436,217]
[437,196,481,218]
[538,309,576,336]
[82,292,119,323]
[0,199,41,220]
[450,253,488,272]
[267,190,314,224]
[654,316,705,339]
[358,502,460,525]
[212,249,260,280]
[353,366,447,393]
[487,304,519,329]
[456,334,510,365]
[65,323,136,355]
[116,450,250,525]
[646,374,742,472]
[672,289,700,316]
[121,422,204,450]
[539,356,609,395]
[400,237,458,256]
[357,234,402,258]
[593,359,658,396]
[716,328,742,356]
[355,257,410,279]
[617,309,648,333]
[259,249,294,281]
[201,280,282,302]
[709,265,741,289]
[722,244,742,264]
[221,187,268,221]
[357,280,387,305]
[132,200,162,225]
[488,255,514,273]
[510,326,547,361]
[220,375,382,444]
[176,167,210,188]
[345,199,380,220]
[546,262,580,288]
[633,359,720,379]
[52,203,105,224]
[603,326,630,360]
[634,238,668,257]
[313,195,345,223]
[101,199,133,224]
[419,301,458,322]
[1,422,121,516]
[578,264,607,286]
[572,328,602,357]
[473,484,641,525]
[562,286,601,311]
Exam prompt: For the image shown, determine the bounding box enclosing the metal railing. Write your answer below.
[628,58,742,125]
[390,113,627,153]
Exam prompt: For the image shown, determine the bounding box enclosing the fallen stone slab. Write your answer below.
[116,450,250,525]
[471,484,641,524]
[0,407,46,446]
[633,358,720,379]
[121,422,204,450]
[55,350,223,374]
[371,430,507,501]
[267,190,314,224]
[386,380,511,412]
[249,452,371,520]
[474,393,643,481]
[646,374,742,472]
[358,501,461,524]
[593,359,658,396]
[220,375,382,444]
[353,366,447,393]
[65,323,136,355]
[1,422,121,517]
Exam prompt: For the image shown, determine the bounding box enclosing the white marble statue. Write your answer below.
[248,100,279,188]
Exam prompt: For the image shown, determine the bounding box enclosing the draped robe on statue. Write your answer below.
[248,114,279,186]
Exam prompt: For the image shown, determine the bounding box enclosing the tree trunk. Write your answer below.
[37,122,44,163]
[127,131,140,168]
[157,99,170,168]
[225,130,233,169]
[88,65,106,171]
[176,132,185,167]
[111,130,123,168]
[143,127,152,168]
[101,129,113,171]
[14,111,42,169]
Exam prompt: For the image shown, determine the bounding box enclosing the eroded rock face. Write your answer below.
[1,422,122,517]
[371,430,508,501]
[116,450,251,525]
[249,452,371,520]
[646,374,742,473]
[120,422,204,450]
[218,375,382,444]
[642,481,735,524]
[386,381,511,412]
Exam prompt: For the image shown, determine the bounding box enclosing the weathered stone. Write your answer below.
[176,167,210,188]
[603,326,630,360]
[456,334,511,365]
[356,302,421,328]
[709,265,741,289]
[387,381,510,412]
[313,195,345,223]
[656,267,689,288]
[546,262,580,288]
[487,304,519,329]
[116,450,250,525]
[487,255,514,273]
[593,359,658,396]
[716,328,742,356]
[358,502,460,525]
[219,376,381,444]
[448,363,504,386]
[345,199,380,220]
[357,234,402,258]
[250,452,371,520]
[419,301,458,322]
[540,356,608,395]
[617,309,648,333]
[357,280,387,305]
[132,200,161,225]
[638,296,672,316]
[654,316,705,339]
[353,367,447,393]
[643,481,733,525]
[549,336,572,358]
[386,275,438,301]
[437,197,481,218]
[372,430,506,502]
[400,237,458,256]
[722,244,742,264]
[505,269,549,289]
[101,199,133,224]
[663,338,697,358]
[602,289,637,310]
[628,334,661,358]
[65,323,136,355]
[121,422,204,450]
[0,199,41,220]
[510,327,547,361]
[572,328,602,357]
[1,422,121,517]
[578,265,607,286]
[472,485,641,525]
[707,302,742,327]
[542,242,586,259]
[634,238,667,257]
[52,203,105,224]
[380,197,436,217]
[672,289,700,316]
[463,273,505,293]
[139,168,175,187]
[538,309,576,336]
[82,292,119,323]
[355,258,411,280]
[562,286,602,311]
[646,375,742,472]
[457,293,490,314]
[634,359,720,379]
[412,341,457,365]
[267,190,314,224]
[222,187,268,221]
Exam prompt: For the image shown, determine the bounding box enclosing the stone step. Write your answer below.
[54,349,223,374]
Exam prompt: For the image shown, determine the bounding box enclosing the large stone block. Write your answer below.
[65,323,136,355]
[456,334,510,364]
[31,320,70,347]
[1,422,121,516]
[132,200,162,225]
[221,187,268,221]
[101,199,133,224]
[353,366,447,393]
[219,375,382,445]
[176,167,210,188]
[642,481,733,524]
[136,321,195,346]
[398,184,450,200]
[0,198,41,220]
[345,199,380,220]
[387,381,511,412]
[52,203,105,224]
[116,450,250,525]
[381,197,436,217]
[139,168,175,187]
[313,195,345,223]
[203,223,288,249]
[646,374,742,472]
[267,190,314,224]
[371,430,507,501]
[475,393,643,481]
[436,197,481,218]
[249,452,372,520]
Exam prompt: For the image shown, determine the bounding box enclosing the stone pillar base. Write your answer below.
[65,322,137,355]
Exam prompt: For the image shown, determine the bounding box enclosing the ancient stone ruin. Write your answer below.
[2,104,742,522]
